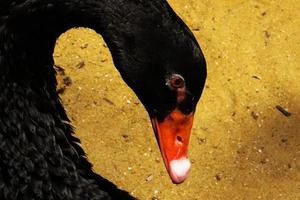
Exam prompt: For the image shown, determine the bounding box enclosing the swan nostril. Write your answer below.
[176,136,183,145]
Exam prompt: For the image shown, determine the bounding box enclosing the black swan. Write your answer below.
[0,0,206,199]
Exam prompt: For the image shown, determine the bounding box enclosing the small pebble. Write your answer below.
[258,149,263,153]
[146,174,153,182]
[57,87,65,94]
[276,105,291,117]
[197,137,207,144]
[76,61,85,68]
[55,65,65,75]
[252,75,262,80]
[251,111,259,120]
[63,77,72,86]
[264,30,271,38]
[80,43,88,49]
[103,97,115,106]
[281,138,288,143]
[215,173,223,181]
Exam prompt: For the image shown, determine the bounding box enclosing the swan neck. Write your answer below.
[0,0,117,82]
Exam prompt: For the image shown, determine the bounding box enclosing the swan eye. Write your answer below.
[168,74,185,89]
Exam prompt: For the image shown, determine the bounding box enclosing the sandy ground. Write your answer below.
[54,1,300,199]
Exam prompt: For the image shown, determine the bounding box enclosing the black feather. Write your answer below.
[0,0,206,199]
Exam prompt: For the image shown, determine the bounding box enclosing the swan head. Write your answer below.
[102,5,207,184]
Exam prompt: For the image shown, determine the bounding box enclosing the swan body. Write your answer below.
[0,0,206,199]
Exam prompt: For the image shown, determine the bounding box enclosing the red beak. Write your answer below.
[151,109,194,184]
